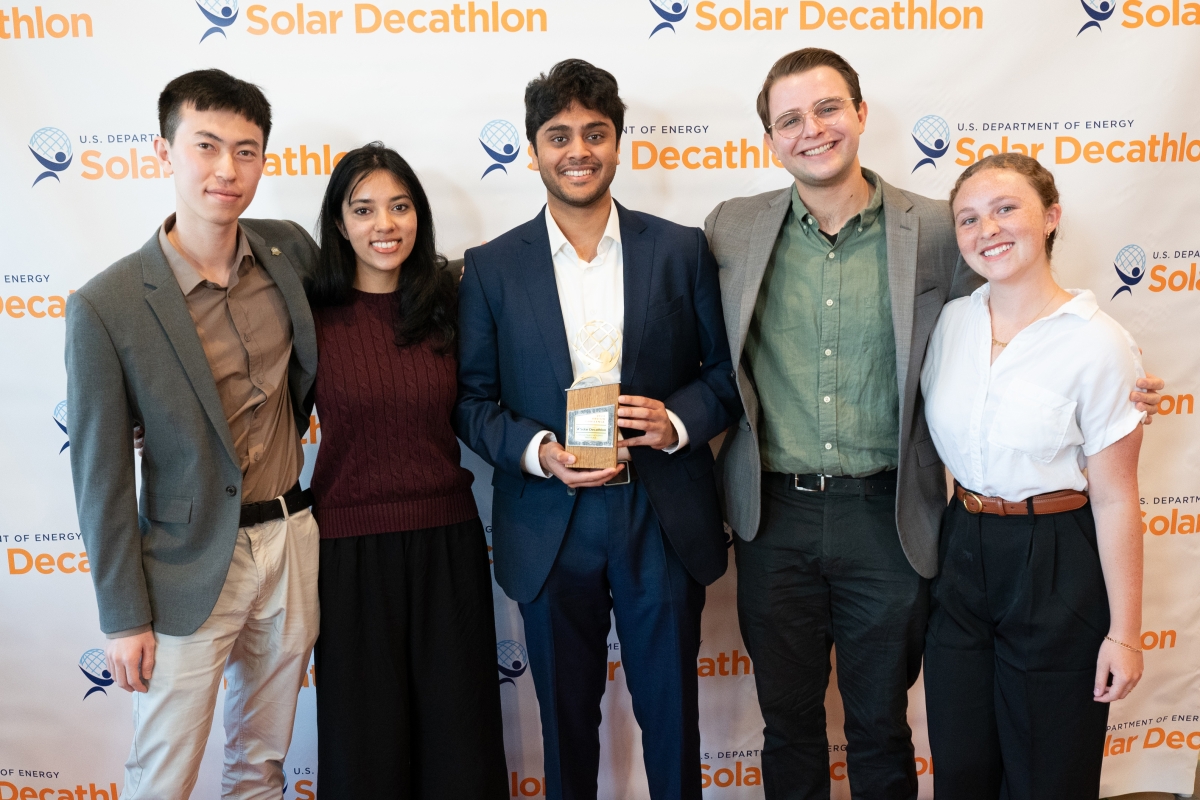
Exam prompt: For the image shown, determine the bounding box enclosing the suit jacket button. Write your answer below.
[567,487,577,496]
[226,485,238,497]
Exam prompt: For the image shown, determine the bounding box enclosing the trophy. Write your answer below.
[564,320,621,469]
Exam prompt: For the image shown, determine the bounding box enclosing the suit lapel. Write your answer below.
[138,232,239,467]
[735,188,792,355]
[881,180,918,405]
[244,226,317,378]
[617,203,651,385]
[520,210,575,393]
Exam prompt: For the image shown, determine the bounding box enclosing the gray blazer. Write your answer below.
[704,179,983,578]
[65,219,319,636]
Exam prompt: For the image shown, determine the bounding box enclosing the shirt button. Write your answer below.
[825,349,833,356]
[827,252,836,259]
[243,334,251,342]
[826,299,834,306]
[857,226,863,233]
[226,485,238,497]
[824,396,831,403]
[825,443,833,450]
[254,376,264,385]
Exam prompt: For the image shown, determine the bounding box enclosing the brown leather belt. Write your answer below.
[955,483,1088,516]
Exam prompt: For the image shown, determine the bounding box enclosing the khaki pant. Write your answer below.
[123,507,319,800]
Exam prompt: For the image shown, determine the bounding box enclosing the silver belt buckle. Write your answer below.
[605,462,632,486]
[793,474,827,492]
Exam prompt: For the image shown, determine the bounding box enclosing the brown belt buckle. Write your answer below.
[961,491,985,514]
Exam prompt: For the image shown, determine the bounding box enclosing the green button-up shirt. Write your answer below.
[744,170,900,477]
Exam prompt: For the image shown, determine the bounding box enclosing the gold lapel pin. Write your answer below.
[270,247,282,256]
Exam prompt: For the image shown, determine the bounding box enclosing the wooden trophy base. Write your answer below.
[564,383,620,469]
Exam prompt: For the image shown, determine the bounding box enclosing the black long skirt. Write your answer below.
[314,517,508,800]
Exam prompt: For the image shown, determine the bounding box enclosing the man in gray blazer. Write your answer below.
[66,70,320,799]
[705,49,1163,799]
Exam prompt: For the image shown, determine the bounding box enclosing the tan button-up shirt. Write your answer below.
[159,215,302,503]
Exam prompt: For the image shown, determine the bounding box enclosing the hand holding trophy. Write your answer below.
[564,320,622,469]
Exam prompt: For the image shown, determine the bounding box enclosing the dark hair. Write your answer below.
[308,143,457,355]
[756,48,862,131]
[158,69,273,148]
[524,59,627,149]
[950,153,1061,258]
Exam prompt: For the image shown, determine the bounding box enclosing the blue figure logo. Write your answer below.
[479,120,521,179]
[1078,0,1115,34]
[911,115,950,173]
[80,649,114,700]
[1111,244,1146,299]
[29,127,73,187]
[197,0,239,42]
[497,640,528,686]
[648,0,689,37]
[54,400,69,453]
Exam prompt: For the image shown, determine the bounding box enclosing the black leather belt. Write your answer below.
[768,470,898,496]
[239,483,313,528]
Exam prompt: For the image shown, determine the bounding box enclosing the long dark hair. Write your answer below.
[308,142,456,355]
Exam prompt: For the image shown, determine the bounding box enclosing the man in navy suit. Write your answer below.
[455,59,740,800]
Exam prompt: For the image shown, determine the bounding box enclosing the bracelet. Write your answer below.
[1105,635,1141,653]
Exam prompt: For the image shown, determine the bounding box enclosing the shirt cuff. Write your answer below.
[522,430,556,477]
[106,624,152,639]
[662,409,688,454]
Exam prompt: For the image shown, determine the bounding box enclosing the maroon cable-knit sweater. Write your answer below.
[309,290,477,538]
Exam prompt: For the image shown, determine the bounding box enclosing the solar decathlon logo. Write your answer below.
[1112,244,1146,299]
[196,0,239,42]
[497,639,528,686]
[648,0,689,36]
[911,115,950,172]
[53,401,69,453]
[479,120,521,179]
[1077,0,1115,34]
[29,127,73,187]
[79,649,114,699]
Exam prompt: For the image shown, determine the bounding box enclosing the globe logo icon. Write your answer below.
[53,400,69,453]
[649,0,688,37]
[497,639,528,685]
[911,115,950,173]
[479,120,521,179]
[1079,0,1115,34]
[79,649,114,700]
[1111,244,1146,299]
[197,0,239,42]
[29,127,73,187]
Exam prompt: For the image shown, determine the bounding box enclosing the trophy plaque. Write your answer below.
[565,321,621,470]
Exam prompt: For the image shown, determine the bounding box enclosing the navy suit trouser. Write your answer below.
[519,479,706,800]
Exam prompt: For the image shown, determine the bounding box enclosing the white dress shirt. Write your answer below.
[920,285,1145,501]
[521,200,688,476]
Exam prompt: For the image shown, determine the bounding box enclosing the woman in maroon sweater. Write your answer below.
[306,143,506,799]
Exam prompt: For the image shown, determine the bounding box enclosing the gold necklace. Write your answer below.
[992,291,1060,348]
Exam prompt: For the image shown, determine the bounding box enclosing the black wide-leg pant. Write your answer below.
[735,474,927,800]
[925,499,1111,800]
[314,518,508,800]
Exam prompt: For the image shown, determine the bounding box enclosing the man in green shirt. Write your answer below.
[704,48,1164,799]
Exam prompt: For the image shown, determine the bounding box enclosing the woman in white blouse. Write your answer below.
[920,153,1145,799]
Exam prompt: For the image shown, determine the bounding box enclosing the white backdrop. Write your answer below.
[1,1,1198,797]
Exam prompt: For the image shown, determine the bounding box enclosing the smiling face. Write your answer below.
[531,102,620,211]
[952,167,1062,284]
[765,66,867,190]
[155,104,264,227]
[337,169,417,291]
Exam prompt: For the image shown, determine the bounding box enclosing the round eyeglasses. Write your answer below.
[768,98,858,140]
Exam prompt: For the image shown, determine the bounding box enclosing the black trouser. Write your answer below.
[314,518,508,800]
[925,499,1110,800]
[735,473,927,800]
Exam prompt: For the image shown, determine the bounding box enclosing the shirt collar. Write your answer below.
[789,168,884,234]
[545,198,622,265]
[971,284,1100,322]
[158,213,254,295]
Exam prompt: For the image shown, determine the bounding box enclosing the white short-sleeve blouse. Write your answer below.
[920,285,1145,501]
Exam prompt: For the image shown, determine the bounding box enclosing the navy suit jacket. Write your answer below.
[455,202,741,604]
